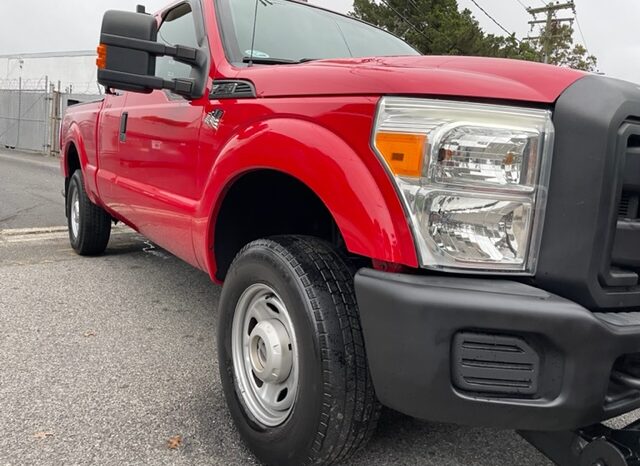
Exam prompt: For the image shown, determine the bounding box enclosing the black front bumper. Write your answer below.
[355,269,640,431]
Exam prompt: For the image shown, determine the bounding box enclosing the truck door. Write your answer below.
[112,2,206,265]
[96,91,129,217]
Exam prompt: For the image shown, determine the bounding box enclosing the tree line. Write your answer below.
[351,0,597,71]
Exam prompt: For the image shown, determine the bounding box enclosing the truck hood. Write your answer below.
[238,55,585,104]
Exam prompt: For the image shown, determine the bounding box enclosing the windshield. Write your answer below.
[216,0,419,65]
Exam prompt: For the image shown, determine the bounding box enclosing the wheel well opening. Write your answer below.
[213,170,344,281]
[66,144,80,177]
[64,144,81,205]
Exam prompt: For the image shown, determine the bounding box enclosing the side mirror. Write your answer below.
[97,10,204,98]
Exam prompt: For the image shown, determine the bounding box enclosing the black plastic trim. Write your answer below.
[119,111,128,143]
[210,79,256,99]
[355,268,640,431]
[535,75,640,310]
[98,0,210,99]
[451,332,540,396]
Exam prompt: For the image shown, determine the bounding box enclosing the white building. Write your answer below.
[0,51,101,94]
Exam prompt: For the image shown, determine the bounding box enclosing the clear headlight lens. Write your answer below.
[417,192,533,267]
[373,98,554,273]
[434,125,539,190]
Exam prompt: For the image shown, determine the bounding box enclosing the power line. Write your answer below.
[515,0,530,11]
[573,9,590,53]
[407,0,421,15]
[468,0,517,38]
[378,0,432,44]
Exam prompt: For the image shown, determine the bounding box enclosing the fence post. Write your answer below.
[49,85,62,157]
[16,76,22,150]
[44,75,50,154]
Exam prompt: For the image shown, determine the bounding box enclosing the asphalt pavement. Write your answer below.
[0,151,64,229]
[0,149,561,465]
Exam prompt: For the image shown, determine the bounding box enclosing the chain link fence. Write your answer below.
[0,78,102,155]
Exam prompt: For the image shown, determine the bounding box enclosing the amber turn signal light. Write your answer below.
[375,131,426,177]
[96,44,107,69]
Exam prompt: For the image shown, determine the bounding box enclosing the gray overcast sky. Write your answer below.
[0,0,637,83]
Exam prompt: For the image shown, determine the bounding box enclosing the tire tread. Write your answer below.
[235,235,381,465]
[68,170,111,255]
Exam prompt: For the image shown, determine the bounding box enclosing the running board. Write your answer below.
[519,421,640,465]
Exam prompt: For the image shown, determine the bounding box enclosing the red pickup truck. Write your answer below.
[60,0,640,465]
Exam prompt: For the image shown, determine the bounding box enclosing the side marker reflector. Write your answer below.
[375,131,426,177]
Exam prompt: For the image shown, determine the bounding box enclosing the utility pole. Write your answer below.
[525,2,575,64]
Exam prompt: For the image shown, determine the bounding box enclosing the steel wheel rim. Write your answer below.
[231,283,299,427]
[70,188,80,239]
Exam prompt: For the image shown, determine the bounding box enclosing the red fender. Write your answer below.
[192,118,418,280]
[61,123,100,204]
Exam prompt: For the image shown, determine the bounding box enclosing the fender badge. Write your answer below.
[204,109,224,130]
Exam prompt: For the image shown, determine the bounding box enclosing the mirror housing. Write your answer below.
[97,10,205,99]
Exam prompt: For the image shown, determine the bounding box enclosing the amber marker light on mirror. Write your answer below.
[374,131,426,177]
[96,44,107,69]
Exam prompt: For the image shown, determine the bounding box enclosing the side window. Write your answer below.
[155,3,198,81]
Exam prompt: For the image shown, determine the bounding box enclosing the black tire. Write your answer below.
[218,236,380,466]
[66,170,111,255]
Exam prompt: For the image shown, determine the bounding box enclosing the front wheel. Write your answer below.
[218,236,380,466]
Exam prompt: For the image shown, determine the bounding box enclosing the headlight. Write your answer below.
[373,97,554,274]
